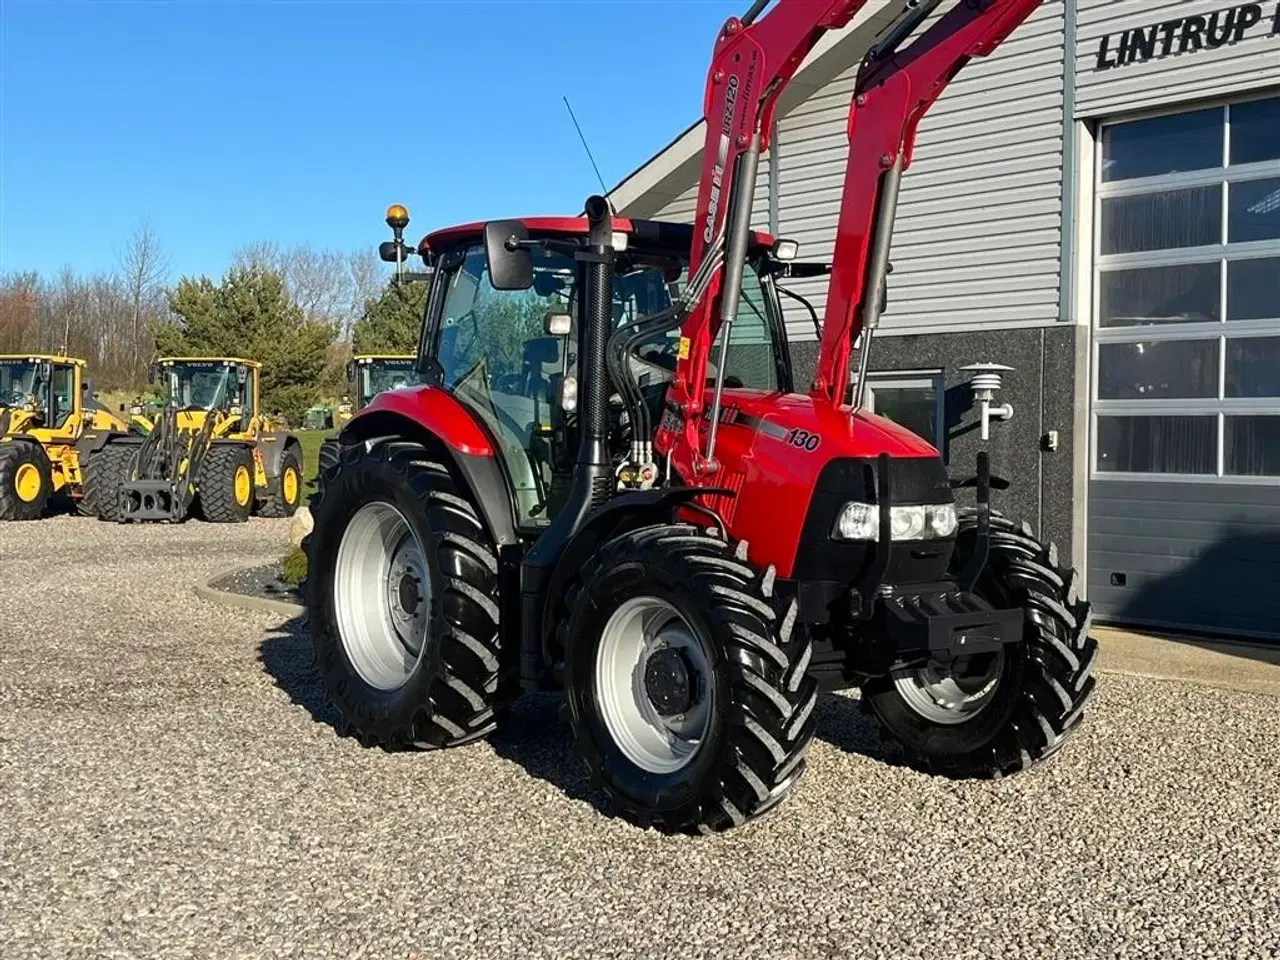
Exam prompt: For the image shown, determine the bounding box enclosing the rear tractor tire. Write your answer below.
[198,445,255,523]
[259,446,303,518]
[0,441,53,521]
[559,523,819,835]
[862,508,1098,779]
[305,437,513,750]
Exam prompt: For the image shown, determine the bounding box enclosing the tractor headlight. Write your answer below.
[929,503,958,538]
[832,502,958,541]
[833,502,878,541]
[890,505,926,541]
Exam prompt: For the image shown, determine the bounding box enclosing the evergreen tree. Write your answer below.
[157,264,335,424]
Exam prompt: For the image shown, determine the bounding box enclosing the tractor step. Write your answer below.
[881,583,1022,663]
[118,480,187,522]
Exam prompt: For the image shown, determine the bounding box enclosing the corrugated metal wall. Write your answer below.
[650,2,1068,341]
[1075,0,1280,118]
[773,2,1067,339]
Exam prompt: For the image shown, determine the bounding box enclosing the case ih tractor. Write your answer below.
[0,354,132,520]
[305,0,1098,834]
[93,357,304,523]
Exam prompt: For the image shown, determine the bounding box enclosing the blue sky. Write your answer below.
[1,0,736,282]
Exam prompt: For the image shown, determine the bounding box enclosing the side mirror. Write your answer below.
[119,404,126,413]
[148,363,159,384]
[345,360,355,382]
[379,241,402,264]
[483,220,534,291]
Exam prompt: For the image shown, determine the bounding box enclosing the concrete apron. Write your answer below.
[1095,626,1280,699]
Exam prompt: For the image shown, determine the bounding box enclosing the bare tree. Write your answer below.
[230,240,386,339]
[118,221,171,373]
[346,248,388,341]
[285,245,349,326]
[0,272,40,354]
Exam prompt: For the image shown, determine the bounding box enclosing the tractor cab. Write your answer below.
[346,355,422,411]
[1,355,77,434]
[409,216,801,528]
[0,354,130,520]
[0,354,125,439]
[147,357,262,435]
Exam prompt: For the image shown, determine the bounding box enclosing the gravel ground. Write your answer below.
[2,516,1279,960]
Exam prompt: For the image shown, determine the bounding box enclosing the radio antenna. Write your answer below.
[564,96,615,214]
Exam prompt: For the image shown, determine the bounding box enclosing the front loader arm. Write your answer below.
[811,0,1044,406]
[662,0,870,466]
[660,0,1043,468]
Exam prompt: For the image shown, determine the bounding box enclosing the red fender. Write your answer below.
[344,385,494,458]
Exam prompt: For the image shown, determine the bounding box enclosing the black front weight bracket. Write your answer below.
[881,583,1023,663]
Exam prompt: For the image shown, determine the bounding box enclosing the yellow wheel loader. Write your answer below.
[317,354,420,488]
[93,357,304,523]
[0,354,131,521]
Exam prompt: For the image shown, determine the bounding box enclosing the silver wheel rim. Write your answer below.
[595,597,714,775]
[893,652,1004,725]
[334,501,432,691]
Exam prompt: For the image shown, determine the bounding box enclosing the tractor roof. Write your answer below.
[0,353,86,366]
[419,216,777,256]
[156,356,261,368]
[353,354,415,362]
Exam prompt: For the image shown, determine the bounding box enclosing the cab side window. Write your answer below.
[51,365,74,428]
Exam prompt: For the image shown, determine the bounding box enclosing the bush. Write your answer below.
[281,545,308,586]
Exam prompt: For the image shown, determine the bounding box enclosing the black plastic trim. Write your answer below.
[792,455,955,596]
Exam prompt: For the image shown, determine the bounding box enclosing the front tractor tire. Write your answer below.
[0,441,53,521]
[305,437,513,750]
[559,524,819,835]
[198,445,255,523]
[863,509,1098,779]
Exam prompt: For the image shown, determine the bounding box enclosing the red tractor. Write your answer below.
[304,0,1097,834]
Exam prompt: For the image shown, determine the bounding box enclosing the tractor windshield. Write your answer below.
[359,359,422,407]
[0,360,41,409]
[431,238,788,529]
[165,363,236,411]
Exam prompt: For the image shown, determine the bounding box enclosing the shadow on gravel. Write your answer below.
[257,615,345,733]
[486,689,897,817]
[253,613,894,809]
[488,693,605,812]
[811,691,899,765]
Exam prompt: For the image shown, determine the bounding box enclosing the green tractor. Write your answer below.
[303,404,335,431]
